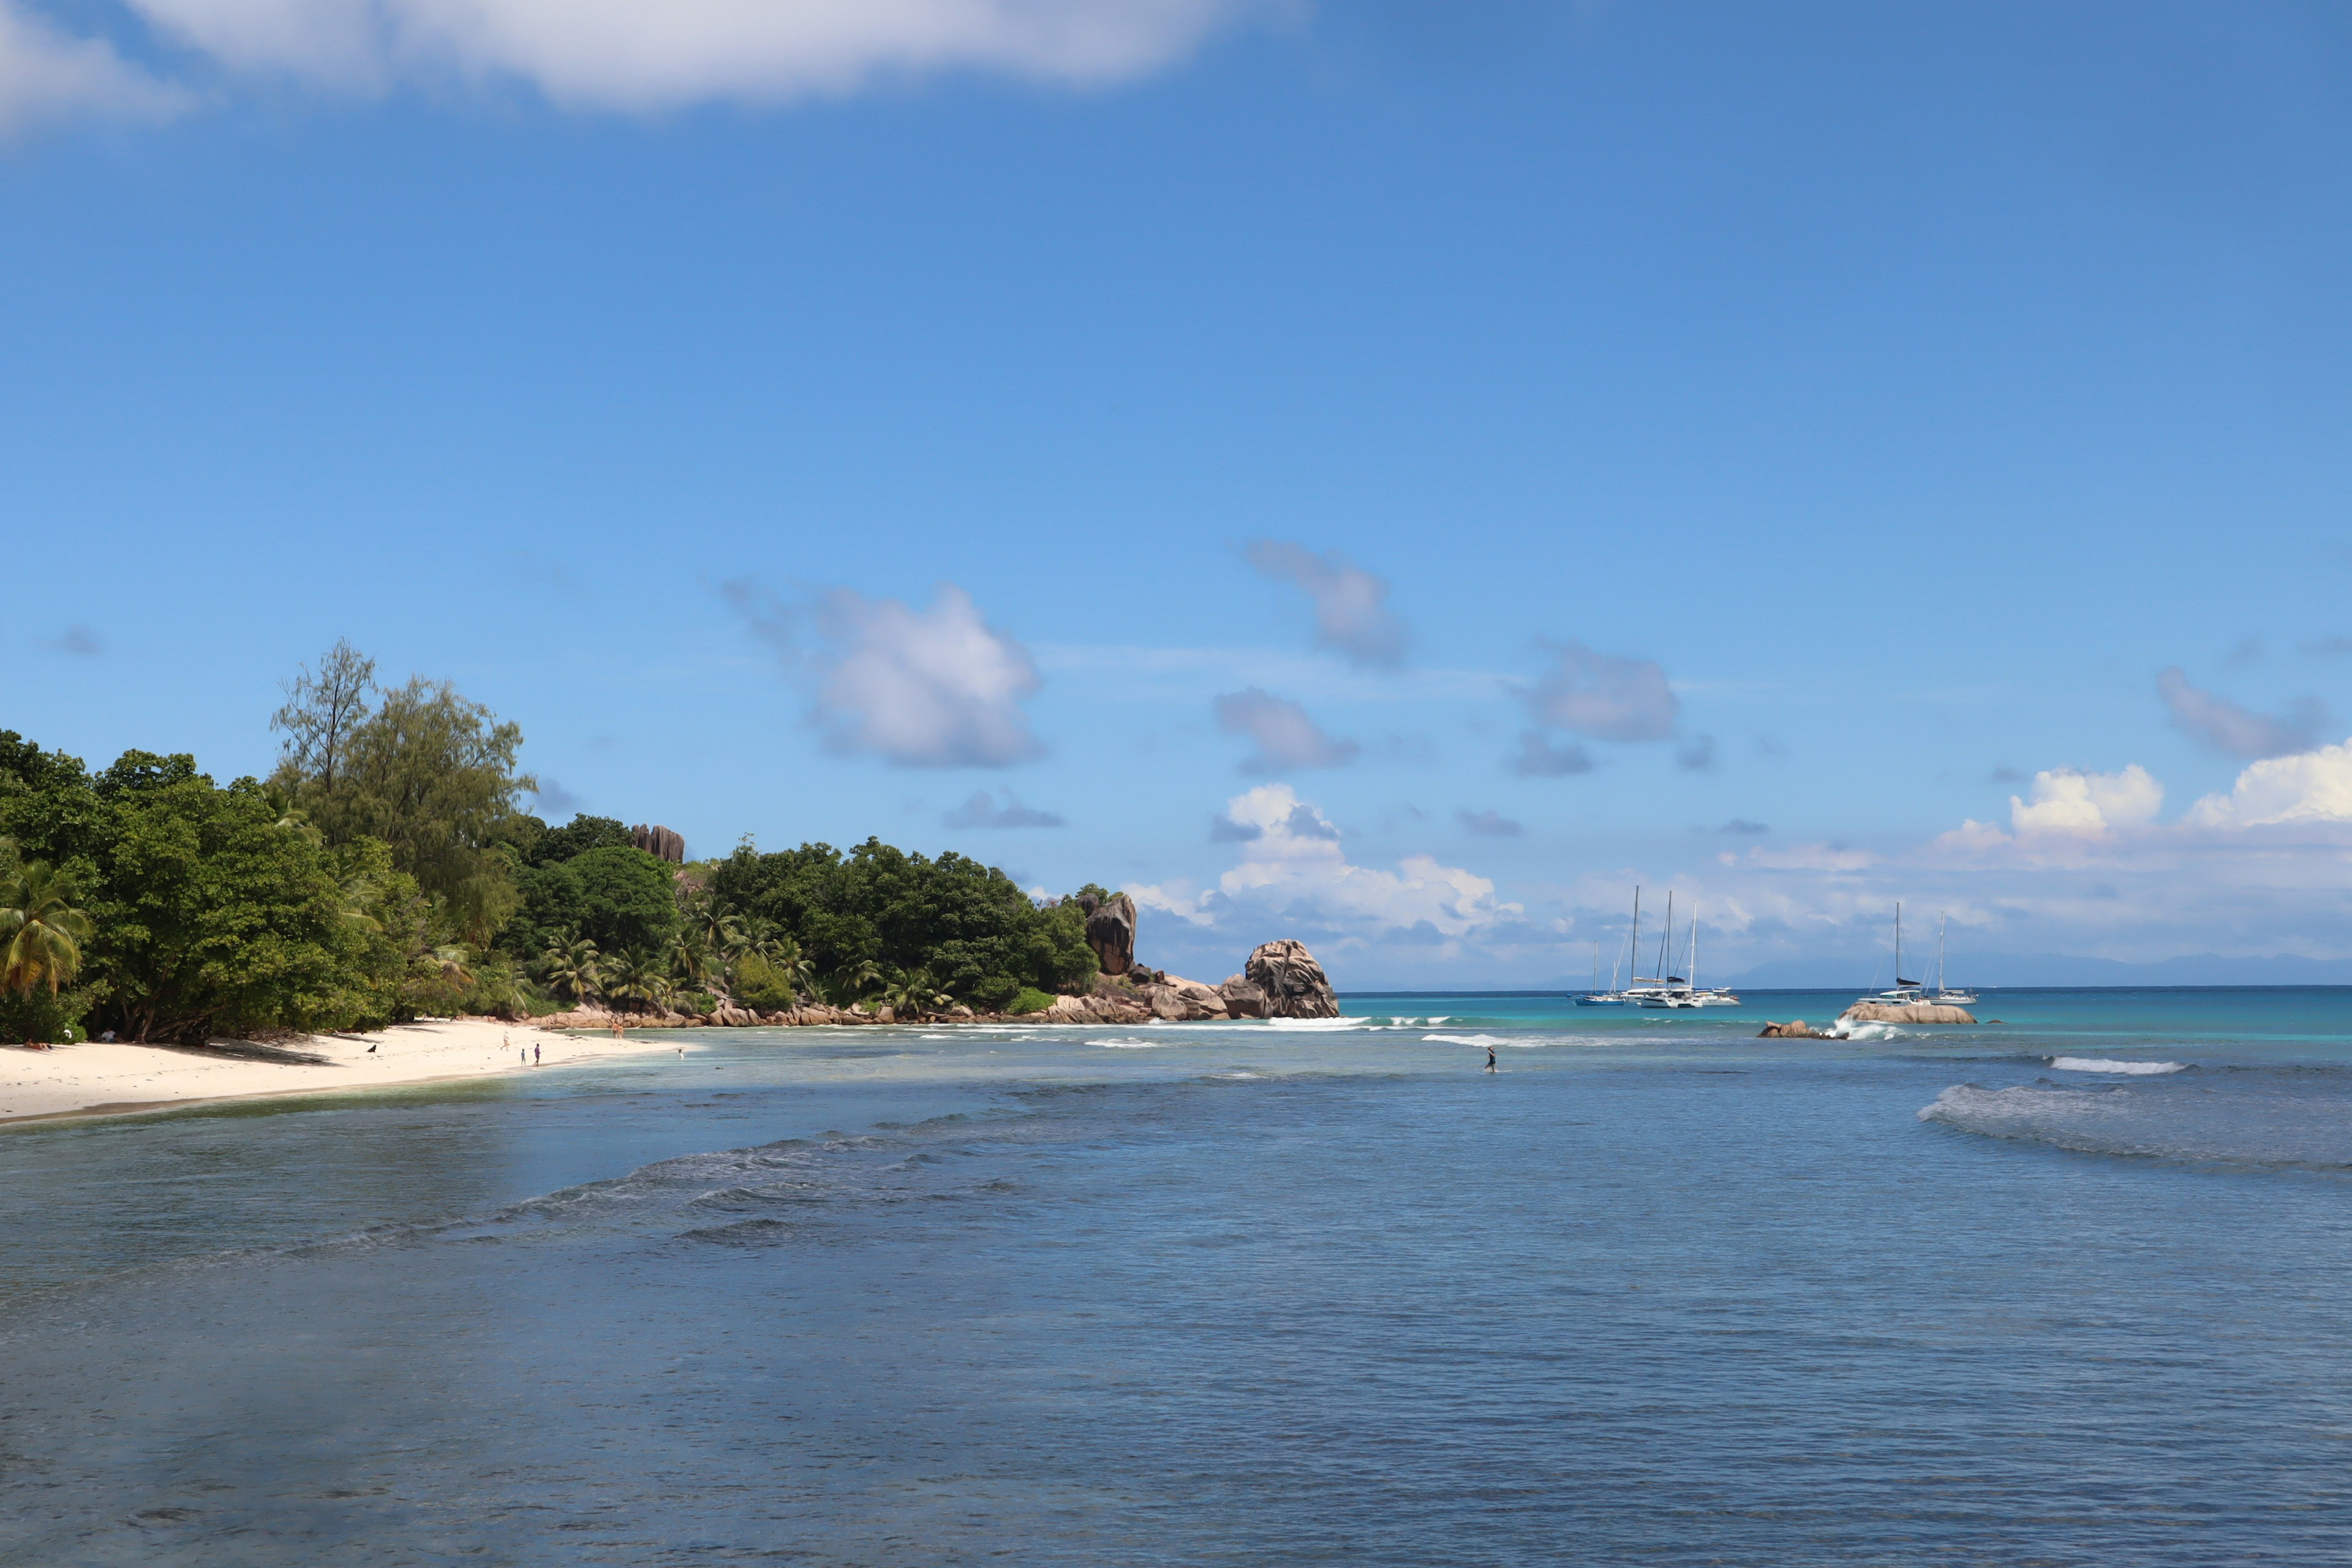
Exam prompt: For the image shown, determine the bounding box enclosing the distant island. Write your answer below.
[0,640,1333,1049]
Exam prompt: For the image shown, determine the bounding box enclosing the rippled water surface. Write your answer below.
[4,988,2350,1564]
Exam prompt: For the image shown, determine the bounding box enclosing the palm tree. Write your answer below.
[0,856,95,999]
[540,934,604,1004]
[824,957,884,1009]
[879,967,953,1019]
[607,949,673,1014]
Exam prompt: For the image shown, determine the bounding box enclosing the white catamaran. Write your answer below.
[1931,913,1977,1005]
[1858,902,1928,1006]
[1577,889,1637,1006]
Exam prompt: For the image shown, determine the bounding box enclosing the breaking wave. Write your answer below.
[1920,1073,2352,1171]
[2049,1057,2187,1076]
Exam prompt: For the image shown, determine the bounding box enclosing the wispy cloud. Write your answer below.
[1213,687,1359,772]
[40,624,101,656]
[1718,818,1768,835]
[725,581,1045,768]
[0,3,187,135]
[1676,734,1716,772]
[7,0,1251,121]
[1517,641,1679,742]
[1457,808,1524,837]
[1242,541,1409,671]
[1508,731,1594,777]
[944,790,1065,829]
[2156,667,2325,760]
[529,777,584,815]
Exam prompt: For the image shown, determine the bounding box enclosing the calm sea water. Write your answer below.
[3,989,2349,1565]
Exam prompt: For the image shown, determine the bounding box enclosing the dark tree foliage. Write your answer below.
[707,838,1096,1008]
[567,846,680,958]
[524,813,635,869]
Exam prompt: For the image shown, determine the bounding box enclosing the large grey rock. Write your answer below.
[1244,940,1340,1019]
[1217,976,1268,1018]
[1079,892,1138,976]
[1838,1002,1977,1025]
[630,823,687,863]
[1142,974,1231,1022]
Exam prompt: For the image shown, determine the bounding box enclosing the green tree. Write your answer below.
[273,660,533,944]
[0,849,94,998]
[567,845,679,957]
[524,813,635,869]
[539,934,605,1005]
[270,638,377,796]
[85,753,383,1042]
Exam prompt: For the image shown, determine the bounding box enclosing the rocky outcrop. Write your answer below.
[1079,892,1137,976]
[1839,1002,1977,1025]
[1044,990,1153,1025]
[1243,940,1340,1019]
[1759,1020,1830,1039]
[1142,974,1231,1022]
[630,823,686,864]
[1217,976,1268,1018]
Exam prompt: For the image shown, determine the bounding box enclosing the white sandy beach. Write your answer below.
[0,1018,680,1124]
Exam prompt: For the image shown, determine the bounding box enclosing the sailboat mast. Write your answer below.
[1657,892,1673,981]
[1896,902,1903,985]
[1630,888,1640,987]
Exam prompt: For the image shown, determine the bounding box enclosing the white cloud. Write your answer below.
[1517,641,1678,743]
[1207,784,1512,938]
[2156,667,2324,760]
[1213,687,1358,772]
[2185,738,2352,829]
[0,1,186,133]
[2007,764,2163,837]
[733,583,1045,767]
[15,0,1253,119]
[1242,540,1409,671]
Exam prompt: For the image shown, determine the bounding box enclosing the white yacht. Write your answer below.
[1858,903,1927,1006]
[1931,914,1977,1005]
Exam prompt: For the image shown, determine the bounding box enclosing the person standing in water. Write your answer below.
[1485,1043,1498,1073]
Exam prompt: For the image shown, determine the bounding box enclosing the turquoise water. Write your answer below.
[2,989,2348,1563]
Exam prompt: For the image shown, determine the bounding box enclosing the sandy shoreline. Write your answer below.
[0,1018,679,1126]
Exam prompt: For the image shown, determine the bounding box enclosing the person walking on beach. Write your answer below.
[533,1042,540,1065]
[1485,1043,1498,1073]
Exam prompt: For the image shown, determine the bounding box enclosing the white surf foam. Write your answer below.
[1262,1016,1376,1031]
[1091,1038,1171,1049]
[2050,1057,2187,1076]
[1424,1032,1525,1049]
[1828,1020,1909,1041]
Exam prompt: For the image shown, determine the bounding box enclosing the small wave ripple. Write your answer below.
[1921,1072,2352,1170]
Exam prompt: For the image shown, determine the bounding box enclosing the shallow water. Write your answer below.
[3,989,2348,1564]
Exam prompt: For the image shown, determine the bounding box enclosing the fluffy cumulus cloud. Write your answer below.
[6,0,1252,121]
[1213,687,1359,772]
[2007,764,2165,837]
[0,2,185,133]
[1517,641,1678,743]
[2185,739,2352,829]
[727,581,1044,767]
[1242,541,1409,671]
[1132,786,1516,952]
[943,790,1064,829]
[2157,667,2325,760]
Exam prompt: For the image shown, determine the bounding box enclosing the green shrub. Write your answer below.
[733,953,798,1011]
[0,986,92,1045]
[1006,987,1054,1016]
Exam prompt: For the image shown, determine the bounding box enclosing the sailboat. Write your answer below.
[1629,890,1684,1006]
[1662,907,1741,1006]
[1858,902,1926,1006]
[1577,891,1635,1006]
[1931,913,1977,1005]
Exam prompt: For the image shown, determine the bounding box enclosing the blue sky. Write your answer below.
[12,1,2352,985]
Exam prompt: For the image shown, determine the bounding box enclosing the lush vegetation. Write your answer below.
[0,642,1101,1044]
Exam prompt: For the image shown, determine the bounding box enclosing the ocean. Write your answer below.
[3,988,2348,1564]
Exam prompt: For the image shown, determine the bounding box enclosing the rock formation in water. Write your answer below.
[1079,891,1137,976]
[1244,940,1340,1019]
[1758,1020,1829,1039]
[1838,1001,1977,1025]
[630,823,686,864]
[1216,976,1268,1018]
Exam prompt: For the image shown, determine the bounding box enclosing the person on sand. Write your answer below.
[533,1042,540,1065]
[1485,1043,1498,1074]
[611,1019,624,1041]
